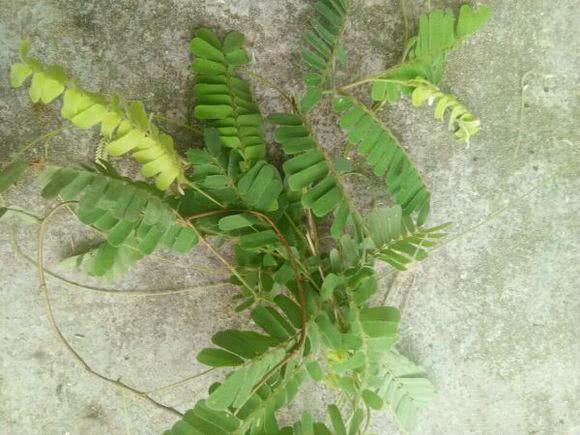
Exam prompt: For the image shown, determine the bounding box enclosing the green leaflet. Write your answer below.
[365,205,404,248]
[327,404,347,435]
[362,389,384,410]
[320,273,343,301]
[456,4,493,40]
[163,400,241,435]
[333,96,431,225]
[187,130,284,213]
[191,28,266,169]
[165,368,308,435]
[197,348,244,367]
[43,167,197,277]
[239,230,279,250]
[327,302,400,379]
[237,161,283,212]
[378,349,435,432]
[409,78,481,143]
[61,237,145,279]
[0,160,27,193]
[301,0,351,112]
[10,55,185,190]
[358,306,400,338]
[236,368,307,434]
[218,213,262,232]
[251,305,295,341]
[197,302,300,369]
[371,4,491,102]
[365,205,449,271]
[186,129,242,208]
[306,360,324,381]
[206,347,286,411]
[270,112,358,239]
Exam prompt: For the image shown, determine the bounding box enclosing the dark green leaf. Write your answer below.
[306,360,324,381]
[328,404,347,435]
[197,348,244,367]
[348,408,364,435]
[0,160,28,193]
[362,389,383,410]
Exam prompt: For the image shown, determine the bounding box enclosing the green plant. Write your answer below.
[5,1,490,433]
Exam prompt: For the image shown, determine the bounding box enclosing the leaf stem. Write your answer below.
[151,114,202,135]
[300,114,367,240]
[188,222,258,299]
[241,68,294,106]
[4,126,67,166]
[145,367,216,395]
[1,207,41,222]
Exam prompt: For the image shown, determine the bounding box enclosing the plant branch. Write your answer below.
[187,208,310,400]
[11,226,230,297]
[188,209,307,347]
[376,163,575,284]
[3,126,67,166]
[241,67,294,106]
[186,221,258,298]
[151,114,202,135]
[36,202,183,418]
[146,367,217,395]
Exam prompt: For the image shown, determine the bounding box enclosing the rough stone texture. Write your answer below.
[1,0,579,434]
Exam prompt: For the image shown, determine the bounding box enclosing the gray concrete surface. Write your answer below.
[1,0,579,434]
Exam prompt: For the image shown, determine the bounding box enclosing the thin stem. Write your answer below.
[1,207,41,222]
[4,126,67,165]
[337,72,385,91]
[305,208,320,256]
[401,0,409,45]
[342,140,354,158]
[151,114,201,135]
[188,209,307,344]
[36,202,182,418]
[300,114,366,239]
[514,70,539,159]
[283,211,310,249]
[187,181,226,209]
[376,163,575,283]
[187,209,309,391]
[363,402,372,434]
[340,78,408,92]
[10,225,231,297]
[146,367,216,395]
[435,166,571,251]
[241,68,294,106]
[188,222,257,298]
[380,271,400,305]
[193,210,307,414]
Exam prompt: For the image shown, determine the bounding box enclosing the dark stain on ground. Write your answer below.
[84,403,106,420]
[31,348,49,361]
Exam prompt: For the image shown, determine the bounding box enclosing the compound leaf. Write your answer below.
[333,96,431,224]
[191,28,266,170]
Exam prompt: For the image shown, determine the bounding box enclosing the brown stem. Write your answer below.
[189,208,310,415]
[188,209,307,352]
[36,202,183,418]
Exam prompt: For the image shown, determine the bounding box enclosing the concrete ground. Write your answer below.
[1,0,579,434]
